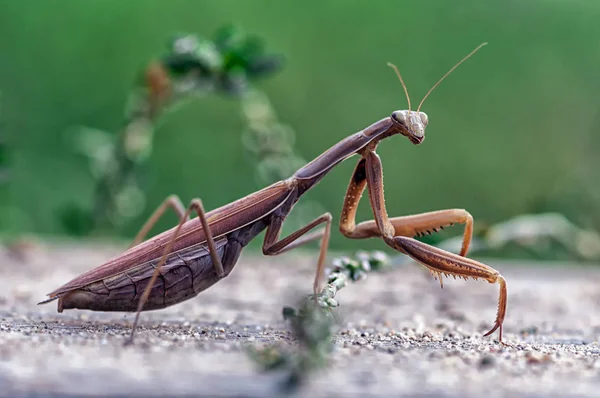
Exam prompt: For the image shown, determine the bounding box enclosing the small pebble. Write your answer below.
[479,355,496,369]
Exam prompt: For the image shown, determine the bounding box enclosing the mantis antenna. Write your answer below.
[417,42,488,112]
[387,62,412,111]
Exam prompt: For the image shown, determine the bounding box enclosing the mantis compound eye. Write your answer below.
[419,112,428,126]
[391,110,407,126]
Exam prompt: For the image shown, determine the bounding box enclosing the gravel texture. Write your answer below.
[1,239,600,397]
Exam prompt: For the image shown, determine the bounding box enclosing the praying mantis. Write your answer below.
[40,42,507,343]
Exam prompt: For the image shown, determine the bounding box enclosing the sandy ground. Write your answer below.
[1,239,600,397]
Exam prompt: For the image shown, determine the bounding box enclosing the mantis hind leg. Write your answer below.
[128,198,223,343]
[129,195,188,248]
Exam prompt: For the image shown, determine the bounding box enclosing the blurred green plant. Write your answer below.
[241,89,305,186]
[249,251,391,393]
[240,89,326,235]
[59,26,283,235]
[527,107,600,237]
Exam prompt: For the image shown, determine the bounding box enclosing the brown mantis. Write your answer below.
[40,42,507,343]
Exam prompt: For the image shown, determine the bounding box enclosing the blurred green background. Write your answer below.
[1,0,599,253]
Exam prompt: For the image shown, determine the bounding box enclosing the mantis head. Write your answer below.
[391,110,428,145]
[386,42,487,146]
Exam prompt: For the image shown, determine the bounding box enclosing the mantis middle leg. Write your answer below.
[262,209,333,296]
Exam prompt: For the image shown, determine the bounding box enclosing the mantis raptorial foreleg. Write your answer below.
[129,195,188,248]
[392,236,507,342]
[129,198,223,341]
[262,212,333,296]
[338,152,507,343]
[340,158,473,256]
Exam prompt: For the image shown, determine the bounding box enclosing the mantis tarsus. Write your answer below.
[40,42,507,343]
